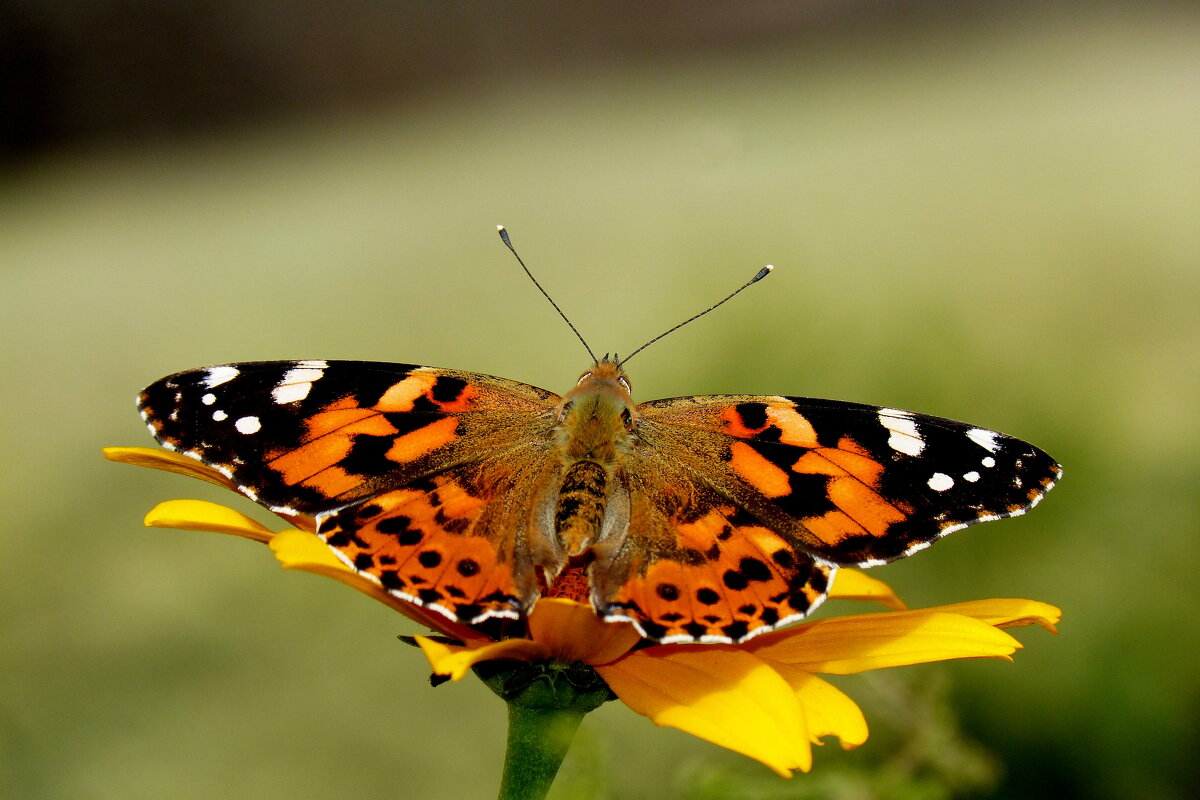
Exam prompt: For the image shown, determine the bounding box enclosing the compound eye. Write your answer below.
[617,376,632,392]
[620,407,634,429]
[577,372,593,386]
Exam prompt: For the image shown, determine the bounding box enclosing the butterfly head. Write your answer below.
[556,358,638,459]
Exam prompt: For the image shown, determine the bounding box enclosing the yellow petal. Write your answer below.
[269,530,488,641]
[762,663,869,749]
[528,599,641,666]
[269,528,350,571]
[597,646,811,776]
[920,598,1061,633]
[143,499,274,543]
[748,610,1023,674]
[828,568,907,610]
[415,635,550,682]
[104,446,239,491]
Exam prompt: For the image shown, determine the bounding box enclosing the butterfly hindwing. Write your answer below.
[591,483,838,644]
[637,395,1061,568]
[316,455,557,625]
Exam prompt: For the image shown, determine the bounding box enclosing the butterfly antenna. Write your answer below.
[498,225,598,363]
[618,264,774,367]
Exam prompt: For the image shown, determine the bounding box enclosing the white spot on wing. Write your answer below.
[878,408,925,456]
[202,366,240,388]
[967,427,1001,453]
[928,472,955,492]
[982,456,997,468]
[201,393,216,405]
[212,409,228,421]
[281,366,324,384]
[964,470,980,482]
[272,365,324,404]
[235,415,261,434]
[272,381,313,404]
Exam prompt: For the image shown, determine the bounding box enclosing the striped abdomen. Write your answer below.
[555,460,608,556]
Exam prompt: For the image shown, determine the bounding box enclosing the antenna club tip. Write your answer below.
[764,264,775,272]
[496,224,506,231]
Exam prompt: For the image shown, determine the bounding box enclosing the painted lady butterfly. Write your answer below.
[137,239,1060,645]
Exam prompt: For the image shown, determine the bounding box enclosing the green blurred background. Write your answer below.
[3,2,1198,798]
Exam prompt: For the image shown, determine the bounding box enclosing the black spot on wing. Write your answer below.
[734,402,768,431]
[340,434,400,478]
[430,375,470,404]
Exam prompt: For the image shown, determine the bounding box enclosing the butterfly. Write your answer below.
[137,351,1060,644]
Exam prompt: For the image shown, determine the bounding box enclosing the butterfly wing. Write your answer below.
[139,360,559,513]
[591,456,838,644]
[139,360,561,623]
[639,394,1060,564]
[587,394,1060,643]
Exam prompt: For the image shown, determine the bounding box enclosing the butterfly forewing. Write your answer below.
[638,395,1061,568]
[138,360,559,515]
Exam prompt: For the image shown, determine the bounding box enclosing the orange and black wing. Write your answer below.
[588,394,1060,643]
[139,360,560,625]
[139,360,558,514]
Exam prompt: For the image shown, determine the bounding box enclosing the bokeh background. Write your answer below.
[3,1,1197,798]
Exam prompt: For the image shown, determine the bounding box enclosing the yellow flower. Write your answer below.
[105,446,1060,777]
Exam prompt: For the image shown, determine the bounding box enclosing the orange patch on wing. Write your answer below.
[429,474,487,517]
[385,417,459,463]
[302,407,388,440]
[729,442,791,498]
[790,448,910,537]
[322,396,362,412]
[674,508,736,551]
[269,438,356,484]
[375,373,438,412]
[740,523,792,556]
[269,412,400,483]
[836,435,873,459]
[790,450,843,478]
[818,445,885,486]
[765,406,820,447]
[432,383,480,413]
[300,465,362,498]
[826,477,907,536]
[800,509,870,545]
[719,407,767,438]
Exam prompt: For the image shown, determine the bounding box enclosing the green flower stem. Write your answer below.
[498,702,586,800]
[475,659,616,800]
